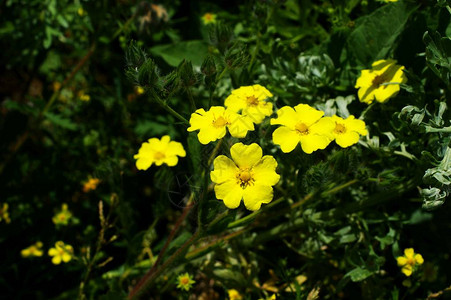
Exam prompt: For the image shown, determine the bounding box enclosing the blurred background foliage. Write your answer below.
[1,0,451,299]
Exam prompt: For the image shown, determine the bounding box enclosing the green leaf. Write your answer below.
[346,2,418,66]
[44,112,78,131]
[150,40,209,67]
[345,267,373,282]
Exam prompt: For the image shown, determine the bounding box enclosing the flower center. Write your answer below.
[154,151,166,160]
[372,75,386,87]
[181,277,189,285]
[295,122,309,135]
[246,95,259,107]
[212,116,228,128]
[407,257,415,266]
[236,169,255,188]
[334,123,346,134]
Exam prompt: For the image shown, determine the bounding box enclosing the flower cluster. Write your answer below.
[188,85,272,144]
[271,104,367,154]
[397,248,424,276]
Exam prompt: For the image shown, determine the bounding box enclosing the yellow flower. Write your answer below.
[225,85,273,124]
[52,203,72,225]
[134,135,186,170]
[0,203,11,224]
[135,86,145,95]
[327,115,368,148]
[397,248,424,276]
[211,143,280,211]
[83,178,101,193]
[78,90,90,101]
[188,106,254,144]
[77,7,86,17]
[176,273,195,291]
[48,241,74,265]
[201,12,217,25]
[228,289,243,300]
[21,241,44,258]
[270,104,334,154]
[355,59,407,104]
[258,295,276,300]
[0,203,11,223]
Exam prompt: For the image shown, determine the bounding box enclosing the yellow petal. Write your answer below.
[21,249,30,257]
[252,156,280,186]
[401,265,413,276]
[214,180,244,209]
[414,254,424,265]
[167,141,186,157]
[211,156,238,184]
[344,116,368,135]
[404,248,414,259]
[270,106,298,129]
[299,134,332,154]
[272,126,299,153]
[355,70,374,88]
[309,117,335,139]
[224,94,246,112]
[197,126,227,144]
[48,248,58,256]
[358,85,377,104]
[52,256,62,265]
[62,253,72,263]
[293,104,324,126]
[397,256,408,266]
[335,132,360,148]
[227,114,254,138]
[187,108,209,131]
[164,156,179,167]
[135,155,154,170]
[230,143,262,169]
[243,102,273,124]
[243,184,274,211]
[373,84,400,103]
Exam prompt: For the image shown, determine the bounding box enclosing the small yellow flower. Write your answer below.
[188,106,254,144]
[211,143,280,211]
[83,178,101,193]
[52,82,61,91]
[78,90,90,101]
[52,204,72,225]
[355,59,407,104]
[397,248,424,276]
[0,203,11,224]
[48,241,74,265]
[382,0,397,2]
[201,12,217,25]
[77,7,86,17]
[225,84,274,124]
[21,242,44,258]
[228,289,243,300]
[270,104,334,154]
[135,86,145,95]
[327,115,368,148]
[176,273,195,291]
[134,135,186,170]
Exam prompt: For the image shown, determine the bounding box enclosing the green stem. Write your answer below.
[215,66,229,82]
[151,91,189,125]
